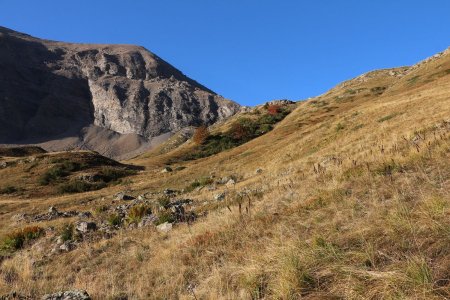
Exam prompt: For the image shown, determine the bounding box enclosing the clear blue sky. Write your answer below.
[1,0,449,106]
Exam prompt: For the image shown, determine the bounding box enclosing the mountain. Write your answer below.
[0,34,449,299]
[0,26,240,159]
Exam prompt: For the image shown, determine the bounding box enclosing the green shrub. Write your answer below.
[107,213,122,226]
[180,106,292,161]
[335,123,345,131]
[60,224,74,242]
[127,205,152,224]
[378,113,398,123]
[58,180,105,194]
[94,205,109,215]
[39,161,86,186]
[0,186,18,194]
[185,177,214,192]
[99,167,136,183]
[39,166,68,185]
[157,196,171,208]
[1,226,44,251]
[155,211,175,225]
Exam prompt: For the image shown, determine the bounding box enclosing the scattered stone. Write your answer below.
[217,177,230,184]
[114,192,135,201]
[30,207,81,222]
[214,193,225,201]
[207,185,217,191]
[255,168,263,174]
[75,221,97,233]
[161,166,173,173]
[48,206,58,215]
[59,242,75,252]
[0,291,31,300]
[156,222,172,233]
[41,290,91,300]
[163,189,176,196]
[10,213,27,222]
[226,179,236,186]
[138,215,158,228]
[77,212,92,219]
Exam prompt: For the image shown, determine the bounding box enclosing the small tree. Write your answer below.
[193,125,209,145]
[267,104,281,116]
[230,122,247,140]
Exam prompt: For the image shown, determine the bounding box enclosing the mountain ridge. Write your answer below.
[0,26,240,159]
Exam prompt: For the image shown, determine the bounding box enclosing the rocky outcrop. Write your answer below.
[0,27,240,159]
[41,290,91,300]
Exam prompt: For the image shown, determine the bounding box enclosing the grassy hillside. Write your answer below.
[0,48,449,299]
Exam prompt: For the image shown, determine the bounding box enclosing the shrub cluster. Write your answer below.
[1,226,44,251]
[182,106,291,160]
[39,161,82,185]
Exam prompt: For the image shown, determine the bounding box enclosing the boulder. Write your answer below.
[226,179,236,186]
[156,222,172,233]
[214,193,225,201]
[75,221,97,233]
[161,166,173,173]
[255,168,263,174]
[48,206,58,215]
[59,242,75,252]
[41,290,91,300]
[138,215,158,228]
[163,189,176,196]
[114,192,135,201]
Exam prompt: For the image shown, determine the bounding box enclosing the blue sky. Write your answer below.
[1,0,449,106]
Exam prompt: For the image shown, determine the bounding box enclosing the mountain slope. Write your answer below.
[0,47,449,299]
[0,26,240,159]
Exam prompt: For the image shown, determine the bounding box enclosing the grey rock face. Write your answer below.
[75,221,97,233]
[0,27,240,158]
[41,290,91,300]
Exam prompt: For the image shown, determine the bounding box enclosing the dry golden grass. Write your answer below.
[0,48,449,299]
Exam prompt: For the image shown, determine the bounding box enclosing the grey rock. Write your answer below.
[77,212,92,219]
[255,168,263,174]
[75,221,96,233]
[0,27,240,160]
[156,222,173,233]
[138,215,158,228]
[41,290,91,300]
[59,242,75,252]
[48,206,58,215]
[0,291,31,300]
[226,178,236,186]
[163,189,176,196]
[161,166,173,173]
[214,193,225,201]
[114,192,135,201]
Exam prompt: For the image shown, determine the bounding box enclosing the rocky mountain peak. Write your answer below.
[0,26,240,159]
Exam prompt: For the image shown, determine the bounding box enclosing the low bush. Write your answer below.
[127,205,152,224]
[155,211,175,225]
[107,214,122,227]
[60,224,74,242]
[58,180,105,194]
[179,105,293,161]
[0,186,18,194]
[99,167,136,183]
[1,226,44,251]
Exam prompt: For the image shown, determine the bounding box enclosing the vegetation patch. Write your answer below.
[378,113,399,123]
[58,179,106,194]
[180,105,293,161]
[0,186,18,194]
[1,226,44,252]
